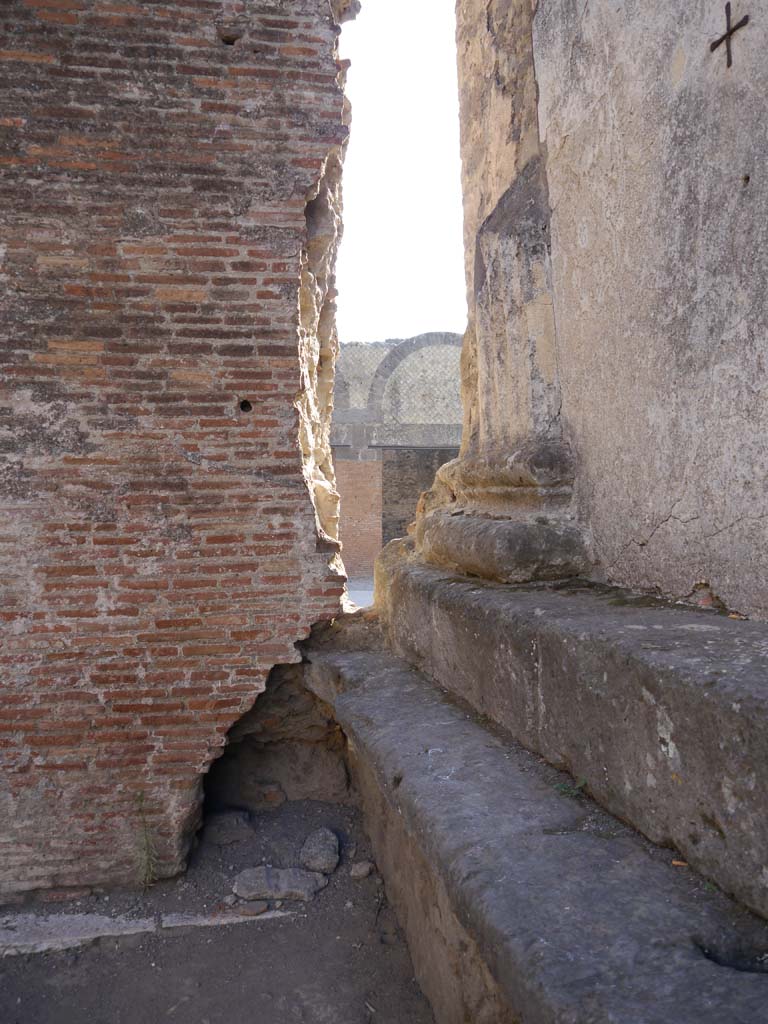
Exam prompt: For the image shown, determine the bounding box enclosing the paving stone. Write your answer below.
[0,909,295,956]
[0,914,154,956]
[161,909,286,930]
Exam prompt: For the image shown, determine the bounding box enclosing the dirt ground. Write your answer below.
[0,801,434,1024]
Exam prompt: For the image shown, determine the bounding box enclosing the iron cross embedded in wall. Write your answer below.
[710,2,749,68]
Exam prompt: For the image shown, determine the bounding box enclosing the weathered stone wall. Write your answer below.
[455,0,555,455]
[534,1,768,618]
[0,0,348,896]
[445,0,767,618]
[409,0,590,590]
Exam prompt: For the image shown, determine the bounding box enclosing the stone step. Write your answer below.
[304,642,768,1024]
[375,545,768,921]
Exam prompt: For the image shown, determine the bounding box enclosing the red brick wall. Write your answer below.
[336,459,383,576]
[0,0,346,896]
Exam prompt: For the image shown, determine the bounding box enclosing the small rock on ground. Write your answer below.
[233,866,328,902]
[350,861,375,880]
[233,901,269,917]
[299,828,340,874]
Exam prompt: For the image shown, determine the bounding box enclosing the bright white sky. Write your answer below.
[335,0,467,344]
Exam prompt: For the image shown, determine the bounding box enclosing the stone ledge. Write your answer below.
[375,546,768,920]
[304,644,768,1024]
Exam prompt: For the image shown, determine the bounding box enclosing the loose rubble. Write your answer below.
[233,866,328,903]
[350,861,375,880]
[299,828,340,874]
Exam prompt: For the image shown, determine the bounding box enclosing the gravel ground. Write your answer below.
[0,801,434,1024]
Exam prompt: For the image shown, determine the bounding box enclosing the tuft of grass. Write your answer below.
[553,777,587,799]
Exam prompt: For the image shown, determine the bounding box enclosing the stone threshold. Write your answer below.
[376,550,768,921]
[0,909,294,957]
[305,642,768,1024]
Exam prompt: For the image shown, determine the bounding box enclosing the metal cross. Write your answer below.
[710,2,749,68]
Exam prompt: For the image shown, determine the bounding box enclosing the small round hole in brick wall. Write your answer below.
[218,28,241,45]
[239,399,253,413]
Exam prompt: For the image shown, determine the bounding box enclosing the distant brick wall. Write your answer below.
[382,448,459,544]
[0,0,346,896]
[335,458,383,577]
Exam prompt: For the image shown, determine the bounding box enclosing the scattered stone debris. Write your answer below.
[350,861,375,880]
[233,866,328,903]
[299,827,340,874]
[0,797,432,1022]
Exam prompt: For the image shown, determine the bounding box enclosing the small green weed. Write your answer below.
[553,778,587,799]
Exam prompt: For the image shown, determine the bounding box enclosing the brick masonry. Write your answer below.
[334,459,383,578]
[0,0,347,895]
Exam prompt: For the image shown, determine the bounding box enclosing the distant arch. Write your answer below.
[366,333,463,418]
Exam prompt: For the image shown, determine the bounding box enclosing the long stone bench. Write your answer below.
[375,543,768,922]
[304,639,768,1024]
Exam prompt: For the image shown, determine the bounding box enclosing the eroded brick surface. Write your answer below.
[0,0,346,895]
[335,459,382,576]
